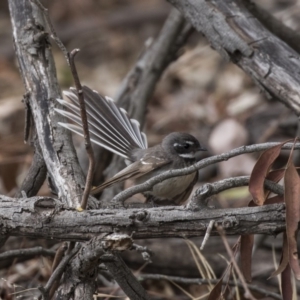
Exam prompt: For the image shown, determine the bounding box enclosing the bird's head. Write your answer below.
[162,132,207,160]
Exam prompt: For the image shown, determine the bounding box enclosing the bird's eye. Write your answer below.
[184,143,190,149]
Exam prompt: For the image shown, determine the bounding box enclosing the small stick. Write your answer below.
[68,50,95,211]
[200,220,215,250]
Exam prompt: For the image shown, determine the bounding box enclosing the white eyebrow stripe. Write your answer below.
[174,141,195,147]
[179,153,195,158]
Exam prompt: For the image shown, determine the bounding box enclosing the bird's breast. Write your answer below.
[151,172,197,199]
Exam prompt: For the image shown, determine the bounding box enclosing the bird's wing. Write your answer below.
[55,86,148,159]
[91,156,171,194]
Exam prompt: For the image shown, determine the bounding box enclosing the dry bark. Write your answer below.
[169,0,300,116]
[8,0,87,208]
[0,195,285,240]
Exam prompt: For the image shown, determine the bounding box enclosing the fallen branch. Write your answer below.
[0,196,285,240]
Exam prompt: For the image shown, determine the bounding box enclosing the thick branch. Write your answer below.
[55,235,151,300]
[0,196,285,240]
[243,0,300,55]
[168,0,300,115]
[8,0,86,208]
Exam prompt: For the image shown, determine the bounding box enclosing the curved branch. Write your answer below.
[188,176,283,209]
[112,142,297,204]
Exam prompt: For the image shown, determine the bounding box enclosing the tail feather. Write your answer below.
[56,110,130,158]
[56,97,132,150]
[55,86,147,159]
[79,87,143,149]
[66,89,134,149]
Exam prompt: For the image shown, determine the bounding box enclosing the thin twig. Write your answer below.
[51,242,68,272]
[68,50,95,211]
[217,226,257,300]
[113,142,298,204]
[0,246,55,261]
[48,242,70,299]
[40,243,81,298]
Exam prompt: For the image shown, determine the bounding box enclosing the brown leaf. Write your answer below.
[207,275,223,300]
[240,235,254,282]
[249,143,286,205]
[281,263,293,300]
[264,195,284,205]
[267,169,285,182]
[270,233,289,278]
[284,162,300,279]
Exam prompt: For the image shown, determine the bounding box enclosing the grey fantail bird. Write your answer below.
[55,86,206,205]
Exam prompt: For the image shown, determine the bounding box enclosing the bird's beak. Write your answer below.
[194,146,207,160]
[197,145,207,152]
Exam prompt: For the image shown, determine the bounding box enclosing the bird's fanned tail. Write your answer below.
[55,86,147,159]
